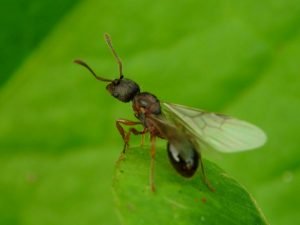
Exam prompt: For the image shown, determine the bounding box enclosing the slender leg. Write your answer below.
[198,155,215,192]
[149,134,156,192]
[140,127,147,147]
[115,119,149,166]
[116,119,146,153]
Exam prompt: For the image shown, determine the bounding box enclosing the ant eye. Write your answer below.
[113,92,119,97]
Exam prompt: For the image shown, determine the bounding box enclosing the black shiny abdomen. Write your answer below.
[167,142,199,177]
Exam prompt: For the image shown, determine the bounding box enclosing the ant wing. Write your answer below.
[162,103,267,153]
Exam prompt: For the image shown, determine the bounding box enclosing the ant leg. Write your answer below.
[116,119,144,153]
[140,127,147,147]
[198,154,215,192]
[124,127,147,150]
[149,134,156,192]
[115,119,149,164]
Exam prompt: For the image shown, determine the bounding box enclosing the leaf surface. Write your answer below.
[113,146,268,225]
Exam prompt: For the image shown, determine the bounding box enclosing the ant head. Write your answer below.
[74,33,140,103]
[106,78,140,102]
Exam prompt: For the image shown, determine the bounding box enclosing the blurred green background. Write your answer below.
[0,0,299,224]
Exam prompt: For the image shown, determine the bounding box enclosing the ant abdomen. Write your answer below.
[167,141,199,177]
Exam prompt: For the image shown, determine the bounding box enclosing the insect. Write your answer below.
[74,33,267,192]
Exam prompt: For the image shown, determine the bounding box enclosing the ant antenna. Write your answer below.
[104,33,124,79]
[74,59,113,82]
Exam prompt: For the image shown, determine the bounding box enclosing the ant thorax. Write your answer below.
[132,92,161,122]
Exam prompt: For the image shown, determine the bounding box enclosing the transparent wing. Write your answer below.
[162,103,267,153]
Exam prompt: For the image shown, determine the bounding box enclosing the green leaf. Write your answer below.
[113,146,268,225]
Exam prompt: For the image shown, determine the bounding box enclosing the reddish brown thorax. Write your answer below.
[132,92,161,117]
